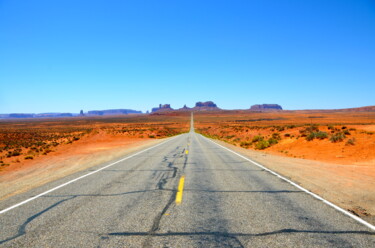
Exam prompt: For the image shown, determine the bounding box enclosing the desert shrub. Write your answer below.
[341,126,347,130]
[42,149,52,155]
[225,135,235,139]
[252,135,263,143]
[24,155,34,160]
[272,133,281,140]
[306,133,315,141]
[349,128,356,131]
[306,124,319,132]
[315,131,328,140]
[345,138,356,146]
[284,133,291,137]
[268,137,279,145]
[330,132,346,143]
[342,130,351,135]
[148,135,155,138]
[240,141,252,148]
[275,126,285,132]
[286,125,296,129]
[6,149,22,157]
[255,140,270,150]
[305,131,327,141]
[328,125,334,130]
[299,129,307,137]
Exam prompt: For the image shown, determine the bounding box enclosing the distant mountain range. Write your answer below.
[0,109,142,119]
[1,103,374,119]
[151,101,221,113]
[87,109,142,116]
[150,102,282,113]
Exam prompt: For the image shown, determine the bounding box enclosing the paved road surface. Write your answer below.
[0,117,374,247]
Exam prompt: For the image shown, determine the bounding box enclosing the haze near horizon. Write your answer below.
[1,0,374,113]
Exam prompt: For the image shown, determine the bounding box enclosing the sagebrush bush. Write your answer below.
[315,131,328,140]
[330,132,346,143]
[345,138,355,146]
[343,130,351,135]
[240,141,252,148]
[255,140,270,150]
[272,133,281,140]
[268,138,278,145]
[252,135,263,143]
[306,131,328,141]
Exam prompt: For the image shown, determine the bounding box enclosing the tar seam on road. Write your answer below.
[0,135,181,215]
[176,176,185,205]
[203,135,375,232]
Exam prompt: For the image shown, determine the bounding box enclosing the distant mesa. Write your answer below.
[151,104,174,113]
[5,113,73,118]
[8,113,35,118]
[87,109,142,116]
[35,113,73,118]
[250,104,283,111]
[178,104,192,111]
[151,101,220,113]
[193,101,220,111]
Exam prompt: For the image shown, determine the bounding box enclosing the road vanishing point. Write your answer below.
[0,115,374,247]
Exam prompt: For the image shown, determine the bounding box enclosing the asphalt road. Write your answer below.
[0,118,374,247]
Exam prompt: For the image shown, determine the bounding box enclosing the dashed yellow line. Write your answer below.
[176,176,185,205]
[185,150,189,155]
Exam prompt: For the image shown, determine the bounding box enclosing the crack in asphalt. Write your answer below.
[142,144,189,248]
[0,196,75,245]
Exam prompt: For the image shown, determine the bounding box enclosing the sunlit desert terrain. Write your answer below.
[1,110,374,221]
[0,114,190,199]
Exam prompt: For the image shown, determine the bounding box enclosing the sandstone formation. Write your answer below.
[151,104,173,113]
[193,101,220,111]
[88,109,142,116]
[250,104,283,111]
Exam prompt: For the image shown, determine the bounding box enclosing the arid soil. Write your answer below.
[194,110,375,219]
[0,115,190,199]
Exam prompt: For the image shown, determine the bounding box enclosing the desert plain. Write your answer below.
[0,109,374,224]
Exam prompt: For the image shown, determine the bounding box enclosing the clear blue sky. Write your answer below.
[1,0,374,113]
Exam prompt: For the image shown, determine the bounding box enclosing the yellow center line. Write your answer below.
[176,175,185,205]
[185,150,189,155]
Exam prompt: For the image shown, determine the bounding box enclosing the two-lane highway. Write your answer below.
[0,116,374,247]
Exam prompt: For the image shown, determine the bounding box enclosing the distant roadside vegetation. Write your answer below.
[193,110,375,163]
[0,115,190,168]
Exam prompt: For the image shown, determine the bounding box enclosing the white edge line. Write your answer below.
[0,135,181,215]
[202,135,375,232]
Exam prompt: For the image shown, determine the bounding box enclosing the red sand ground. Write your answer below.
[0,132,164,200]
